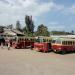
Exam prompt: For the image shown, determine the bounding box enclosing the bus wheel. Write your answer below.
[43,50,47,53]
[61,51,66,55]
[31,48,33,50]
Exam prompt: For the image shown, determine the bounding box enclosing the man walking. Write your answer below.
[7,40,10,50]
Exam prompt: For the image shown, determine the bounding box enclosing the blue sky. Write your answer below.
[0,0,75,32]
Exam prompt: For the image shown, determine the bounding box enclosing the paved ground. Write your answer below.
[0,47,75,75]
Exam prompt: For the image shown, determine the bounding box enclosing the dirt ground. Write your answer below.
[0,46,75,75]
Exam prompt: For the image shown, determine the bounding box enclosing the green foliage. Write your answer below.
[7,24,13,29]
[25,15,34,36]
[51,31,73,35]
[71,30,74,34]
[16,21,21,31]
[23,26,34,37]
[35,24,50,36]
[23,26,27,33]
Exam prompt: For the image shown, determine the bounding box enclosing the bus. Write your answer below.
[52,38,75,54]
[33,36,52,52]
[12,36,35,49]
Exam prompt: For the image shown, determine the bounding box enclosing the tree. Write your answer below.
[35,24,50,36]
[71,30,74,35]
[23,26,27,34]
[16,21,21,31]
[7,24,13,29]
[51,31,72,35]
[25,15,34,36]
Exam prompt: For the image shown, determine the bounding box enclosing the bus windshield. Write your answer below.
[52,39,61,44]
[36,37,43,43]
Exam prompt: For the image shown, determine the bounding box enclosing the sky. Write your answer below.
[0,0,75,32]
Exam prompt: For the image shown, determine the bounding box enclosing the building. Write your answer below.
[0,26,25,40]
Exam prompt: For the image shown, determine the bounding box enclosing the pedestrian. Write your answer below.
[1,42,3,49]
[7,42,10,50]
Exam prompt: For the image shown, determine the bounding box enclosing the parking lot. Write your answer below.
[0,47,75,75]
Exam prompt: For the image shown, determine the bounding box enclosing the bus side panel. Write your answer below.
[61,45,75,52]
[52,44,62,52]
[52,45,75,52]
[34,43,51,52]
[34,43,43,52]
[43,43,51,52]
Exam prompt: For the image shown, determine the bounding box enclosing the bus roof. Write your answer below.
[53,37,75,41]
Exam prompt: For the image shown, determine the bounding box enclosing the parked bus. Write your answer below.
[12,36,35,49]
[52,38,75,54]
[33,36,52,52]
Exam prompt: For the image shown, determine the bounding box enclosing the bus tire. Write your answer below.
[61,51,66,55]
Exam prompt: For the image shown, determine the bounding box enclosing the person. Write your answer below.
[7,41,10,50]
[1,42,3,49]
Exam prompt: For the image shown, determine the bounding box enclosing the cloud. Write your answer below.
[49,22,59,25]
[48,22,65,31]
[68,4,75,14]
[62,4,75,15]
[0,0,64,26]
[48,21,75,31]
[0,0,9,4]
[48,25,65,31]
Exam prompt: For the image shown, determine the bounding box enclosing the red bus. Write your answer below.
[12,36,35,49]
[33,36,52,52]
[52,38,75,54]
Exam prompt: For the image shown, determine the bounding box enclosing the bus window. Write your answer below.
[72,41,73,45]
[68,41,69,45]
[47,39,49,42]
[20,38,22,41]
[49,40,51,43]
[56,40,61,44]
[65,41,67,45]
[21,38,23,41]
[71,41,72,45]
[31,39,32,41]
[62,41,68,45]
[62,41,65,45]
[68,41,72,45]
[46,39,47,42]
[72,41,74,45]
[70,41,72,45]
[74,41,75,45]
[36,39,40,42]
[43,39,46,42]
[52,40,56,43]
[32,39,34,42]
